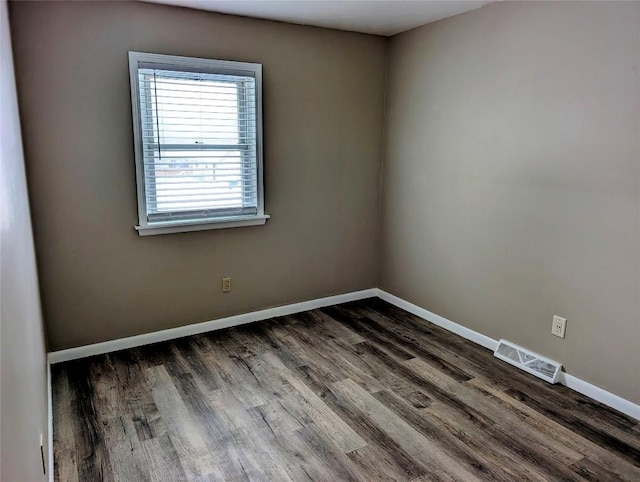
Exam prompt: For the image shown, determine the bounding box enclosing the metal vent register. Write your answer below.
[494,339,562,384]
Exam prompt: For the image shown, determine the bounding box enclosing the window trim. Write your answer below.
[128,51,268,236]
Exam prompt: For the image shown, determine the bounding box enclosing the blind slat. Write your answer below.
[150,197,258,202]
[150,184,257,190]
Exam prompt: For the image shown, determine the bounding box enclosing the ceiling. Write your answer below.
[146,0,493,36]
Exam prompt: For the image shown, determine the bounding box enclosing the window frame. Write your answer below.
[128,51,268,236]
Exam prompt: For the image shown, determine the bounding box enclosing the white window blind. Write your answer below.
[129,52,267,235]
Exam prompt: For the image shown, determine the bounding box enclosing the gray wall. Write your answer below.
[0,1,49,479]
[10,1,387,351]
[381,1,640,404]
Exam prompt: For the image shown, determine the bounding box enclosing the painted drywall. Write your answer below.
[9,1,387,351]
[0,1,49,479]
[381,1,640,404]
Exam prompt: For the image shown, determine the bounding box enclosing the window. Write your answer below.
[128,52,268,235]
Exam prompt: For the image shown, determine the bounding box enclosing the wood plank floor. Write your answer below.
[52,298,640,481]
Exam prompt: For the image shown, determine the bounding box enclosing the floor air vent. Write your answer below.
[494,339,562,384]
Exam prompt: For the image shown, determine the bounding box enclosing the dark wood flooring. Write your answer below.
[52,298,640,481]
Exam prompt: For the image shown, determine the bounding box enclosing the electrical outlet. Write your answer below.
[222,277,231,293]
[551,315,567,338]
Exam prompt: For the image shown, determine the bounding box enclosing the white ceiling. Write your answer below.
[146,0,493,36]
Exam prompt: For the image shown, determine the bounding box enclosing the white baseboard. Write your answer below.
[47,289,378,364]
[374,289,498,351]
[560,373,640,421]
[46,286,639,421]
[47,362,53,482]
[375,288,640,421]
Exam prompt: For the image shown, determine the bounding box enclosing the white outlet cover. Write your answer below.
[552,315,567,338]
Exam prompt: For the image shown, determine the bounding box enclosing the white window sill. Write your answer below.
[135,214,270,236]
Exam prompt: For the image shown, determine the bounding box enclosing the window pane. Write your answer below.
[139,69,256,147]
[153,76,240,145]
[147,150,257,214]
